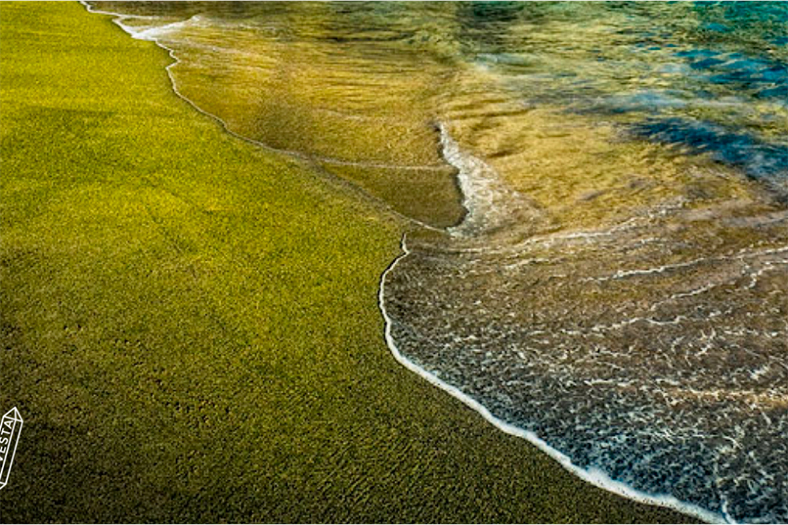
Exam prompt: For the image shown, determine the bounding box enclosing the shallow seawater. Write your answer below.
[89,2,788,522]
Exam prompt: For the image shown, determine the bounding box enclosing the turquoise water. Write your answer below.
[89,3,788,522]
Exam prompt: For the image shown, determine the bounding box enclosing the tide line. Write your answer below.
[378,234,728,525]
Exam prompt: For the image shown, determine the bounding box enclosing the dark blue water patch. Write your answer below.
[756,85,788,100]
[761,66,788,82]
[633,117,788,182]
[690,57,726,70]
[676,48,788,98]
[714,64,787,84]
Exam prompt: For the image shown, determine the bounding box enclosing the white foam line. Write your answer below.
[439,122,521,237]
[587,244,788,284]
[80,2,446,234]
[379,235,727,525]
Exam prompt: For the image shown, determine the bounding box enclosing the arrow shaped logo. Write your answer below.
[0,407,23,490]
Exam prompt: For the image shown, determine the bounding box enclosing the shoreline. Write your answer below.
[379,237,724,525]
[0,3,705,522]
[85,3,722,523]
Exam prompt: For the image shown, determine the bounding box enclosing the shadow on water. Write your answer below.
[634,118,788,187]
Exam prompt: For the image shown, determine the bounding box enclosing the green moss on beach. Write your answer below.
[0,3,694,522]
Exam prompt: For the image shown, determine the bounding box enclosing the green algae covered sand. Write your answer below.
[0,3,693,523]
